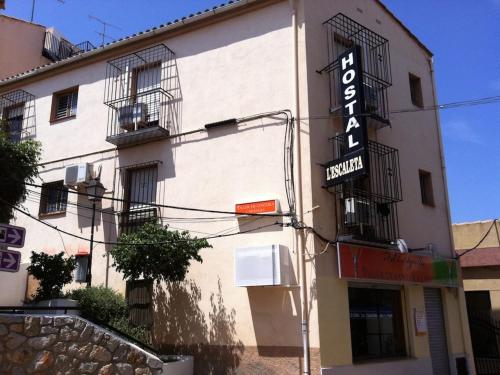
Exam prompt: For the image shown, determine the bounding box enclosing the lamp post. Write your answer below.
[85,178,105,287]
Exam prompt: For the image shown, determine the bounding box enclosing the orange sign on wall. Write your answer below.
[235,199,279,215]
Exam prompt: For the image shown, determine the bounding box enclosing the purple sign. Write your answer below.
[0,249,21,272]
[0,224,25,248]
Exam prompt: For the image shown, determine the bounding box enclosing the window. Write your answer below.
[349,286,406,361]
[126,279,153,328]
[419,170,434,206]
[120,164,158,234]
[39,181,68,216]
[130,62,161,127]
[74,256,89,283]
[2,104,24,143]
[50,87,78,122]
[409,73,423,107]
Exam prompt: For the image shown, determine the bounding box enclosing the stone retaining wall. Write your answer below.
[0,314,165,375]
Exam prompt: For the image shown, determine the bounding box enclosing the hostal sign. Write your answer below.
[325,46,369,187]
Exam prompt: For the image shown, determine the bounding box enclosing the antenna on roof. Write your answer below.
[89,15,121,47]
[30,0,65,23]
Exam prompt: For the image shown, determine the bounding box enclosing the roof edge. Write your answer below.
[375,0,433,57]
[0,14,46,29]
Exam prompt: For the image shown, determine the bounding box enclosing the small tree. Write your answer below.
[0,130,41,223]
[27,251,76,301]
[110,222,211,283]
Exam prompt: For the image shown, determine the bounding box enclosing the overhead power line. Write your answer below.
[6,200,285,247]
[455,219,499,259]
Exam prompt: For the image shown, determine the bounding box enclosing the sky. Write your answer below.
[1,0,499,223]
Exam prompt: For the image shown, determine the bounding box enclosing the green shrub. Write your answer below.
[110,316,152,345]
[27,251,76,301]
[68,286,127,323]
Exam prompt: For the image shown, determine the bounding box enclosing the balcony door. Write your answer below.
[4,104,24,143]
[132,63,161,127]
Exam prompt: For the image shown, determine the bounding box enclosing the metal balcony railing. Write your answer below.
[42,31,95,62]
[104,44,176,147]
[318,13,392,127]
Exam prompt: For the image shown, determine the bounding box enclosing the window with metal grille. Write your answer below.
[51,87,78,122]
[349,286,406,361]
[419,170,434,206]
[126,279,153,328]
[119,164,158,234]
[3,104,24,143]
[74,256,89,283]
[39,181,68,216]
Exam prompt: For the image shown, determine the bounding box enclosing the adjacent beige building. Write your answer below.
[0,1,474,374]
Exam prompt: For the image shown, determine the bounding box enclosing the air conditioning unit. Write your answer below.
[64,163,92,187]
[118,103,148,131]
[344,197,371,226]
[234,244,292,287]
[363,83,379,113]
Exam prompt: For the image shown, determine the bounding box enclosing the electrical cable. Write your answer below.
[455,219,499,259]
[7,200,284,246]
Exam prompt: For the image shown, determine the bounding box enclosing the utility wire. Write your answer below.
[455,219,499,259]
[7,201,284,246]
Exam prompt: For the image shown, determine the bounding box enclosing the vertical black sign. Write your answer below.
[324,46,369,187]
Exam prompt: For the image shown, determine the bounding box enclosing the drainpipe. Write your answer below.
[428,57,473,371]
[289,0,310,374]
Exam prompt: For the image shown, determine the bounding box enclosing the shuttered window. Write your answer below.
[51,87,78,122]
[126,279,153,328]
[39,181,68,215]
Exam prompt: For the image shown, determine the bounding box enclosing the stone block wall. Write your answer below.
[0,314,165,375]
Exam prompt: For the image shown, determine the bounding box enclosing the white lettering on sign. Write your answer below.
[325,156,364,181]
[341,51,361,152]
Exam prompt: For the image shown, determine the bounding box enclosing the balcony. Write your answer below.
[318,13,392,128]
[104,44,176,148]
[42,31,95,62]
[328,134,402,244]
[0,89,36,142]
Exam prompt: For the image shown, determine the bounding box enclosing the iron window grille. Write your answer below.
[39,181,68,216]
[74,256,89,283]
[329,134,402,244]
[51,87,78,122]
[0,89,36,142]
[42,31,95,62]
[104,44,176,146]
[318,13,392,128]
[126,279,153,329]
[117,162,159,235]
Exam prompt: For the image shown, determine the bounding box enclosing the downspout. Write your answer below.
[289,0,310,374]
[428,57,473,371]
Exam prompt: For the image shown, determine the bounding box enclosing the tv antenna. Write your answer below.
[30,0,65,23]
[89,15,121,47]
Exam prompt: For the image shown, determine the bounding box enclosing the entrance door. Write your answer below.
[424,288,450,375]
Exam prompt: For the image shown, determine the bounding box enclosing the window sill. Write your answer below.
[422,202,435,208]
[50,115,76,125]
[39,211,67,219]
[353,355,411,365]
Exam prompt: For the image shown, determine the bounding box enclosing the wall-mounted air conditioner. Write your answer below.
[344,197,371,226]
[118,103,148,131]
[234,244,292,287]
[64,163,92,187]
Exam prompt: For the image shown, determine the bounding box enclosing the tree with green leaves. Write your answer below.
[27,251,76,301]
[0,130,41,223]
[110,221,212,283]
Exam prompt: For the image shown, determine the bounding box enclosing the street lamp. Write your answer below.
[85,178,105,287]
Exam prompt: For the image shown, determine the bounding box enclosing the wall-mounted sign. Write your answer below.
[0,249,21,273]
[324,45,369,187]
[0,224,26,248]
[414,308,428,335]
[337,242,459,287]
[235,199,280,215]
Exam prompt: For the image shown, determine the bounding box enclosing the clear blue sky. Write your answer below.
[2,0,499,223]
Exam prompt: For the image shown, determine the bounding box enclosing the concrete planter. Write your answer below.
[161,355,194,375]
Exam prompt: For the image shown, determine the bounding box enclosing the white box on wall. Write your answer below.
[234,244,292,287]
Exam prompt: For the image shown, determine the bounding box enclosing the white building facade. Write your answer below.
[0,1,474,374]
